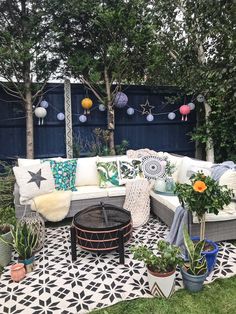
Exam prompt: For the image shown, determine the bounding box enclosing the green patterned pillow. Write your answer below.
[42,159,77,191]
[118,159,143,185]
[96,161,119,188]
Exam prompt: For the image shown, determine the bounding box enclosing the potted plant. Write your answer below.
[181,226,207,292]
[175,171,233,273]
[0,222,38,273]
[0,207,16,267]
[131,240,183,298]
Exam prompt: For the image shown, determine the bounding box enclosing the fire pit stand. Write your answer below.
[70,202,132,264]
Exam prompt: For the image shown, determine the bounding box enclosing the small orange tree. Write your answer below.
[175,172,233,240]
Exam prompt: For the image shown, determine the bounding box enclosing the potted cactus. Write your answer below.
[132,240,183,298]
[181,226,208,292]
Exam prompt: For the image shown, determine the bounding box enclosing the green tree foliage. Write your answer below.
[148,0,236,161]
[0,0,60,158]
[50,0,158,153]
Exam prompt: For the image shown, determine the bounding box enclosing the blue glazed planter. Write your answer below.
[19,255,35,273]
[181,267,207,292]
[191,236,219,274]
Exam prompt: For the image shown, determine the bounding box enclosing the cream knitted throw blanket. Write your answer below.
[31,190,72,222]
[123,178,150,228]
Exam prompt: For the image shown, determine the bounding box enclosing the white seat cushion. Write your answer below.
[150,190,236,222]
[72,186,108,200]
[106,186,126,197]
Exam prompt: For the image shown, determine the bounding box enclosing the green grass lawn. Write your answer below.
[91,276,236,314]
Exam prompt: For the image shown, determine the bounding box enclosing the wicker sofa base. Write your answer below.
[15,196,126,220]
[15,193,236,242]
[150,195,236,242]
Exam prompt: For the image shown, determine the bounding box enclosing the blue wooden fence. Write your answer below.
[0,83,196,160]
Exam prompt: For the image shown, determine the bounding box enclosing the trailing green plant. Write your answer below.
[0,207,16,227]
[175,171,233,240]
[0,222,38,260]
[131,240,183,273]
[183,226,207,276]
[0,161,15,209]
[115,140,129,156]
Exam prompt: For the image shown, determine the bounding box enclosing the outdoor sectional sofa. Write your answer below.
[13,152,236,242]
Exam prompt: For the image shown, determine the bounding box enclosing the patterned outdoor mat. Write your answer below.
[1,217,236,314]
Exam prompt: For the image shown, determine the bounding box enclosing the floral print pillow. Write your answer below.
[96,161,119,188]
[42,159,77,191]
[118,159,143,185]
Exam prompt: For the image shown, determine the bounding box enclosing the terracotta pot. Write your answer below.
[147,267,176,298]
[10,263,26,282]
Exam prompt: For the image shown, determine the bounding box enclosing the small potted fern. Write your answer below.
[131,240,183,298]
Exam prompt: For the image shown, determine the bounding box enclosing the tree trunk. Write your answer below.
[104,67,115,155]
[25,88,34,159]
[204,101,215,162]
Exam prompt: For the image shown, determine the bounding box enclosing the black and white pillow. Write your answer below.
[13,162,55,204]
[141,156,166,180]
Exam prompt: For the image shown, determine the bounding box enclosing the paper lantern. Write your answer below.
[179,105,191,121]
[57,112,65,121]
[40,100,49,108]
[197,94,205,103]
[127,107,134,115]
[35,107,47,125]
[81,98,93,114]
[168,112,176,120]
[114,92,128,108]
[188,102,195,110]
[79,115,87,123]
[98,104,106,111]
[146,114,154,122]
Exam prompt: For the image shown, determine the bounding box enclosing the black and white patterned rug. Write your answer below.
[1,217,236,314]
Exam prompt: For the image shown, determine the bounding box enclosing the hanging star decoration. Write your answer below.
[27,169,47,188]
[140,99,155,115]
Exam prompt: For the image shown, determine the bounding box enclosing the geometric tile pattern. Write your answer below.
[1,217,236,314]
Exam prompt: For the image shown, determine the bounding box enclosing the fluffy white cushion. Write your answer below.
[178,156,213,184]
[76,157,100,186]
[13,163,55,204]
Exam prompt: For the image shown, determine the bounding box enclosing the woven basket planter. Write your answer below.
[20,212,45,252]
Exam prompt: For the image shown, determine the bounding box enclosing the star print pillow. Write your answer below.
[13,162,55,204]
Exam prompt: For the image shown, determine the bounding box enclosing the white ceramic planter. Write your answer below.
[147,267,176,298]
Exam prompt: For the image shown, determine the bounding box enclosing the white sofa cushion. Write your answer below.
[150,190,236,222]
[76,157,99,186]
[72,186,108,200]
[178,156,213,184]
[106,186,126,197]
[219,169,236,197]
[13,162,55,204]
